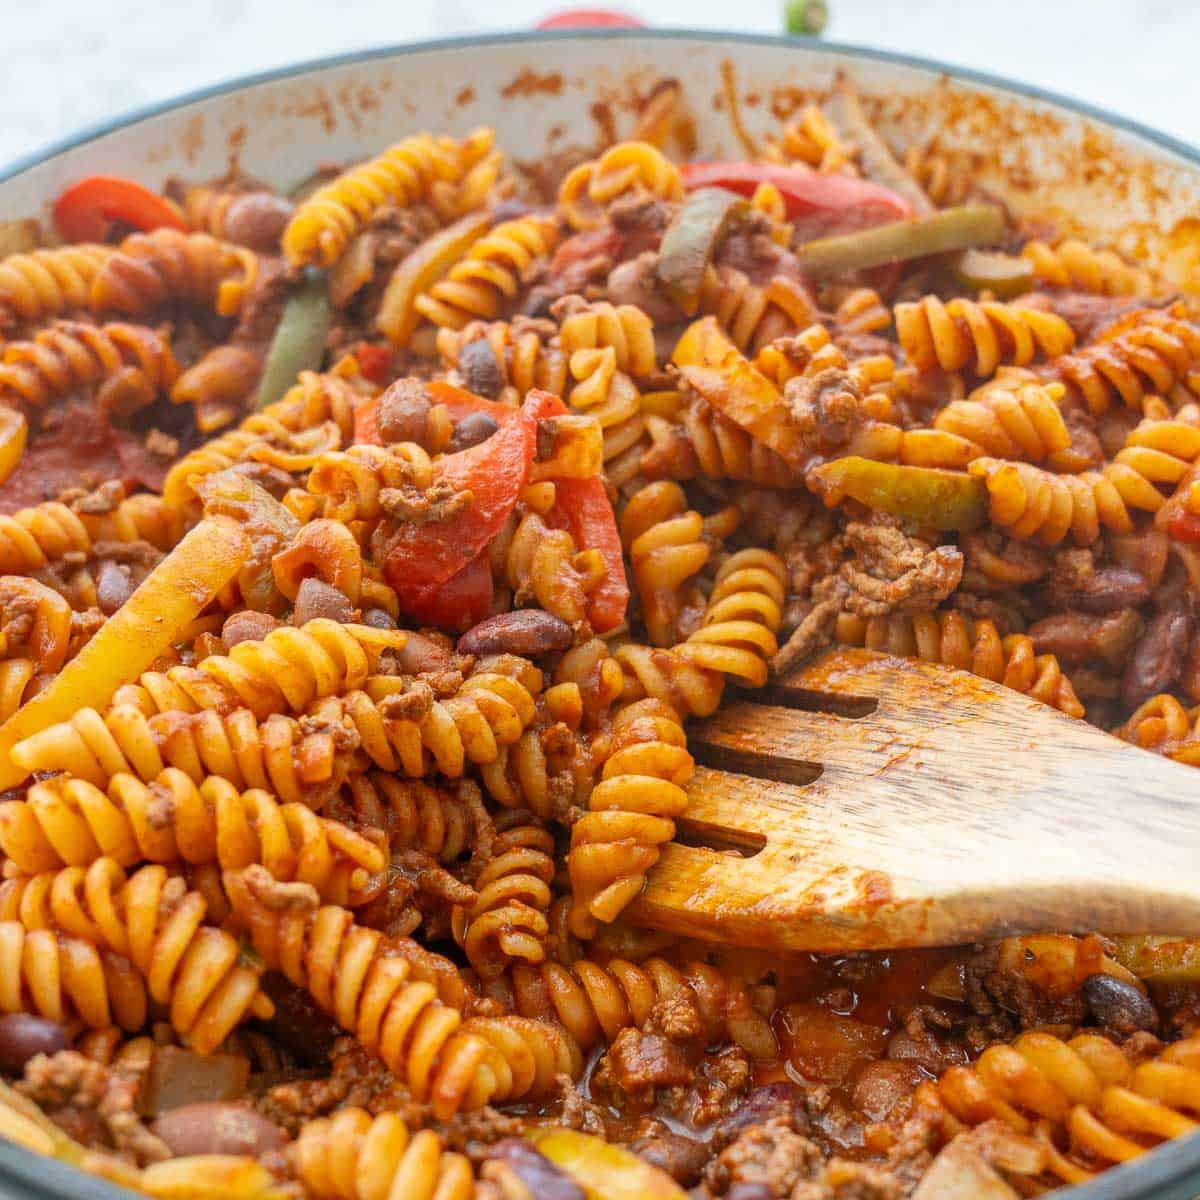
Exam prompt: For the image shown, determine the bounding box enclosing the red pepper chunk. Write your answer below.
[396,549,494,633]
[383,389,553,598]
[53,176,187,243]
[552,476,629,632]
[680,161,912,241]
[1168,510,1200,544]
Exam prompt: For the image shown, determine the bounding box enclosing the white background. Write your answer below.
[4,1,1196,168]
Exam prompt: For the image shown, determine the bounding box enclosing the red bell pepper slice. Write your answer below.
[383,389,554,596]
[552,475,629,632]
[53,176,187,243]
[680,161,912,241]
[535,8,644,26]
[1167,510,1200,544]
[352,343,394,387]
[396,548,494,632]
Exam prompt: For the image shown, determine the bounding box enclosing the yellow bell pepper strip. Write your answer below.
[1111,935,1200,984]
[0,405,27,486]
[0,516,248,788]
[672,316,810,468]
[375,211,492,347]
[795,204,1006,279]
[808,456,987,531]
[526,1128,686,1200]
[656,187,748,316]
[254,272,333,410]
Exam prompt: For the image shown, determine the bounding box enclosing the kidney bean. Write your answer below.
[1082,974,1157,1035]
[221,610,279,648]
[1028,609,1141,668]
[450,409,501,451]
[392,629,455,674]
[629,1126,709,1185]
[151,1102,285,1158]
[95,560,135,615]
[1121,606,1193,708]
[361,607,397,630]
[1049,565,1153,613]
[455,340,504,401]
[458,610,572,657]
[711,1082,807,1149]
[293,577,354,625]
[0,1015,68,1075]
[483,1140,584,1200]
[222,193,294,251]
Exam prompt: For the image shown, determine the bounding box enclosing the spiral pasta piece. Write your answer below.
[0,768,385,902]
[112,619,406,721]
[0,320,179,413]
[451,821,555,979]
[306,442,434,524]
[620,481,709,646]
[0,858,272,1052]
[0,576,72,673]
[502,953,776,1059]
[293,1107,475,1200]
[223,867,505,1117]
[283,130,493,268]
[934,378,1070,462]
[921,1031,1200,1186]
[436,319,567,403]
[567,698,692,936]
[1049,308,1200,416]
[0,658,36,722]
[413,216,559,330]
[170,345,263,433]
[565,346,646,478]
[182,185,294,250]
[329,664,540,779]
[895,296,1076,376]
[90,229,258,318]
[0,920,148,1032]
[558,141,683,230]
[0,244,115,327]
[1022,239,1155,296]
[660,395,798,487]
[697,264,816,354]
[336,773,483,862]
[559,300,657,379]
[969,456,1140,546]
[836,609,1084,717]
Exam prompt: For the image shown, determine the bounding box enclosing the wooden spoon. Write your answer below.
[628,648,1200,952]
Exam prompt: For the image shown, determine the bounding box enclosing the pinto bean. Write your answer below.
[483,1140,584,1200]
[0,1015,68,1075]
[151,1102,286,1158]
[221,610,279,648]
[361,607,397,630]
[1082,974,1157,1035]
[1049,564,1153,613]
[606,252,681,325]
[95,560,135,615]
[456,340,504,401]
[377,379,432,445]
[450,410,501,451]
[1028,609,1141,668]
[222,193,294,251]
[712,1083,808,1149]
[458,610,572,657]
[293,577,354,625]
[393,630,455,674]
[629,1126,710,1185]
[1121,606,1193,708]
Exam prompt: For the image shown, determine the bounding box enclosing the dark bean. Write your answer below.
[490,198,535,224]
[151,1102,286,1158]
[361,607,397,630]
[711,1082,806,1149]
[456,339,504,401]
[1121,606,1192,708]
[0,1015,68,1075]
[293,577,354,626]
[221,610,279,648]
[483,1140,584,1200]
[223,193,295,251]
[95,561,135,615]
[458,610,572,658]
[449,410,500,452]
[1028,609,1141,668]
[392,630,454,674]
[1051,565,1153,614]
[258,973,339,1065]
[1082,974,1158,1035]
[520,284,560,318]
[629,1127,709,1185]
[377,379,432,445]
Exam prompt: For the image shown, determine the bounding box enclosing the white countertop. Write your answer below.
[5,0,1197,168]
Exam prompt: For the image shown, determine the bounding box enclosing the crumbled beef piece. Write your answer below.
[783,368,866,456]
[19,1051,169,1165]
[379,479,472,526]
[962,945,1087,1028]
[772,576,850,675]
[227,460,295,500]
[840,522,962,619]
[144,428,180,459]
[884,1007,969,1077]
[706,1115,823,1197]
[242,863,319,913]
[88,538,162,566]
[231,256,290,349]
[554,1073,608,1135]
[790,1159,903,1200]
[439,1105,526,1154]
[1030,291,1154,342]
[597,1027,696,1097]
[378,680,436,722]
[63,479,126,515]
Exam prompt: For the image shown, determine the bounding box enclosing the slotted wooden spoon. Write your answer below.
[628,648,1200,952]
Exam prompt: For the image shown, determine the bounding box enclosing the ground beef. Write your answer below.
[19,1051,169,1165]
[840,522,963,619]
[772,576,850,675]
[790,1159,902,1200]
[784,368,870,457]
[706,1115,824,1197]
